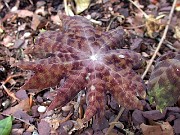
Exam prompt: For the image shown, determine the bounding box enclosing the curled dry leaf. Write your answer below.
[75,0,90,14]
[148,52,180,111]
[173,25,180,41]
[145,15,165,38]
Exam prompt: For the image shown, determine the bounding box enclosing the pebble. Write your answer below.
[37,106,46,113]
[23,32,31,38]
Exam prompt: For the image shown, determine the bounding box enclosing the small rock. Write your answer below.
[81,128,93,135]
[23,32,31,38]
[104,110,114,120]
[15,90,28,100]
[58,120,74,134]
[37,96,43,103]
[32,130,39,135]
[36,1,46,8]
[38,120,50,135]
[38,106,46,113]
[174,118,180,134]
[2,99,11,109]
[92,116,109,131]
[23,131,32,135]
[166,107,180,113]
[132,109,146,126]
[12,123,22,128]
[13,39,25,49]
[142,110,165,120]
[93,131,104,135]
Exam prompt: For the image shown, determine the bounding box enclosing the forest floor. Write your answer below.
[0,0,180,135]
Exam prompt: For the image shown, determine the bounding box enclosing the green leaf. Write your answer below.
[0,116,13,135]
[75,0,90,14]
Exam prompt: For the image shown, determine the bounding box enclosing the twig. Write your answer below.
[1,84,20,102]
[64,0,68,15]
[105,107,125,135]
[123,24,145,29]
[141,0,177,79]
[76,91,83,118]
[52,113,73,124]
[1,74,23,101]
[128,0,149,18]
[63,0,74,16]
[3,74,23,84]
[106,16,118,32]
[28,0,33,5]
[162,39,179,51]
[3,0,11,11]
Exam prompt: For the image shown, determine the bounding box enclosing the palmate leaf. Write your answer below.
[15,15,146,123]
[148,52,180,111]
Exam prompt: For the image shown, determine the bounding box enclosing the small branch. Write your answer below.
[123,24,145,29]
[1,84,20,102]
[128,0,149,18]
[106,16,118,32]
[1,74,23,102]
[105,107,125,135]
[63,0,74,16]
[3,0,11,11]
[3,74,23,84]
[52,113,73,124]
[28,0,33,5]
[141,0,177,79]
[64,0,68,15]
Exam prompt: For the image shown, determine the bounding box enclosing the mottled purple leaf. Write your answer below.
[148,52,180,111]
[15,15,146,123]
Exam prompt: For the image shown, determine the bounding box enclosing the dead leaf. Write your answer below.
[14,110,33,123]
[13,39,25,49]
[51,15,62,25]
[2,35,14,47]
[13,10,33,18]
[75,0,90,14]
[130,38,143,51]
[3,98,30,115]
[15,90,28,100]
[173,41,180,51]
[57,120,74,134]
[174,118,180,134]
[35,6,47,16]
[38,120,51,135]
[173,25,180,41]
[140,122,174,135]
[31,14,41,31]
[145,15,165,38]
[11,128,24,135]
[92,117,109,131]
[132,109,146,126]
